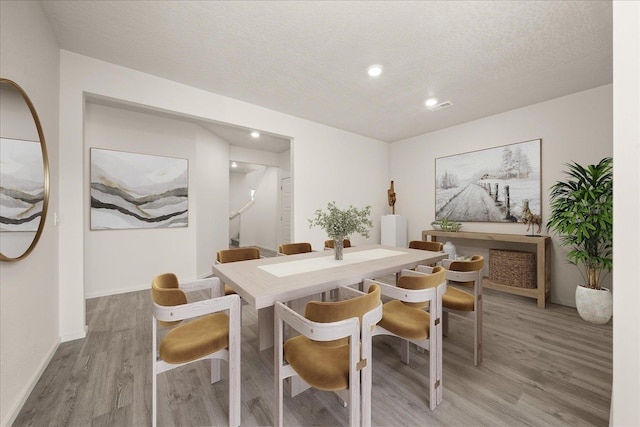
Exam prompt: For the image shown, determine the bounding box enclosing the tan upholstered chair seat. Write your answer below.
[224,284,236,295]
[160,312,229,364]
[379,300,430,340]
[442,287,474,311]
[283,337,350,391]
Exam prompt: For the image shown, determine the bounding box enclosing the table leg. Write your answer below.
[258,306,274,351]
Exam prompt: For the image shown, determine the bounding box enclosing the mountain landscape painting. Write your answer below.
[435,139,541,223]
[0,138,44,232]
[90,148,188,230]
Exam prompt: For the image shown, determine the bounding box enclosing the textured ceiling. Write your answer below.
[40,0,612,144]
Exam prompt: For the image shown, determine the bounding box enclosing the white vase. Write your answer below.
[575,285,612,324]
[443,241,456,260]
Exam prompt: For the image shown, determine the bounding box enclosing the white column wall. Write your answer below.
[0,2,60,425]
[58,51,389,339]
[390,85,613,307]
[611,1,640,424]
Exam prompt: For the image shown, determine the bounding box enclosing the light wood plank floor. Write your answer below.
[14,281,612,426]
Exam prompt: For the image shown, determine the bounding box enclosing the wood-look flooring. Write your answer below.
[14,279,612,426]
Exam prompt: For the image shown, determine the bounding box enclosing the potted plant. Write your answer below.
[309,202,372,260]
[547,157,613,324]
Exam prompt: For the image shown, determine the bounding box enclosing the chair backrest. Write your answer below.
[398,266,446,309]
[151,273,187,327]
[324,239,352,249]
[448,255,484,287]
[217,247,260,263]
[409,240,444,252]
[304,285,381,347]
[278,242,312,255]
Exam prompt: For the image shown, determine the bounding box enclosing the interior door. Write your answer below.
[280,177,291,245]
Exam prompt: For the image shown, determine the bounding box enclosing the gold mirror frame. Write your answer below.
[0,78,50,262]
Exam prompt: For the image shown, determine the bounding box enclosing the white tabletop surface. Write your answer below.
[212,244,447,309]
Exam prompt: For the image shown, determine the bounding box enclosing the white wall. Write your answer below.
[83,103,229,297]
[0,1,60,425]
[390,85,613,307]
[58,51,389,340]
[612,1,640,424]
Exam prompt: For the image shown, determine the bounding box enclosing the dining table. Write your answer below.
[212,244,447,351]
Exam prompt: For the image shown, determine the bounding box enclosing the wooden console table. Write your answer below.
[422,230,551,308]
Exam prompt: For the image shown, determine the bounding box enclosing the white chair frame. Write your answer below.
[418,259,483,366]
[275,286,383,427]
[363,269,446,411]
[152,277,241,427]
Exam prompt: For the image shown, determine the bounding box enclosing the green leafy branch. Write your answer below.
[309,202,373,240]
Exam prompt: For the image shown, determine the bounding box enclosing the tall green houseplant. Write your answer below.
[546,157,613,289]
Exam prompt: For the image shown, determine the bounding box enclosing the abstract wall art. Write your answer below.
[90,148,188,230]
[435,139,541,223]
[0,138,45,231]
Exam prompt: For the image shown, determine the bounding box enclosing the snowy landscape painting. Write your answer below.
[435,139,541,223]
[90,149,188,230]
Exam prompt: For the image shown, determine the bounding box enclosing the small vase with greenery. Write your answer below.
[309,202,372,260]
[546,157,612,323]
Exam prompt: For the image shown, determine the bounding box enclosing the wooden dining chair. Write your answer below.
[216,247,261,295]
[363,267,446,410]
[151,273,241,427]
[324,239,352,249]
[278,242,313,255]
[275,285,382,427]
[418,255,484,366]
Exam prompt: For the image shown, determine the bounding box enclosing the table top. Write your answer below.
[212,244,447,309]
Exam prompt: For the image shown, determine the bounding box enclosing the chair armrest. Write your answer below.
[363,278,438,304]
[441,259,454,269]
[180,276,224,298]
[275,302,359,342]
[416,265,436,274]
[153,293,240,323]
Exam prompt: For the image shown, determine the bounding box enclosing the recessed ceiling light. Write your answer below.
[425,97,439,107]
[231,162,238,168]
[251,131,260,138]
[367,64,383,77]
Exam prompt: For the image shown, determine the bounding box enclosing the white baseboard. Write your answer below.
[60,324,88,343]
[85,282,149,299]
[2,339,60,427]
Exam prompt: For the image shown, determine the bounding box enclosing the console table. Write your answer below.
[422,230,551,308]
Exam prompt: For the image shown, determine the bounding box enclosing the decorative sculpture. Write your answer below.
[387,181,396,214]
[522,199,542,235]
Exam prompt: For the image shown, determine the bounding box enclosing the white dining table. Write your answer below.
[212,244,447,351]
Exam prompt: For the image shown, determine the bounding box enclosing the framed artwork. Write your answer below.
[0,138,44,231]
[435,139,541,223]
[90,148,188,230]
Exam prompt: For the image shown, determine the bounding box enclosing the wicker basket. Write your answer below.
[489,249,536,288]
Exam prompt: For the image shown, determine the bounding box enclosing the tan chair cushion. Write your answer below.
[152,273,188,327]
[278,242,312,255]
[160,312,229,364]
[283,336,350,391]
[217,247,260,263]
[303,285,381,347]
[448,255,484,287]
[409,240,444,252]
[398,266,445,309]
[442,286,474,311]
[379,300,431,340]
[283,285,380,391]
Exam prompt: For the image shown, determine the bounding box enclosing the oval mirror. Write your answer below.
[0,78,50,262]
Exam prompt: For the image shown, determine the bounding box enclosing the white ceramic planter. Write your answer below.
[575,285,612,324]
